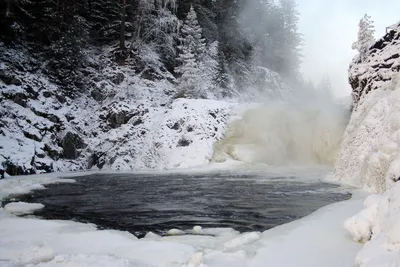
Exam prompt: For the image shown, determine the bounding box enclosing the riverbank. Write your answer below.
[0,171,365,267]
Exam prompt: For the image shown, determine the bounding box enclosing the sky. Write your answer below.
[296,0,400,97]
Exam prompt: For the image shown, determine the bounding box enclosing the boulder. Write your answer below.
[91,88,106,102]
[88,152,106,169]
[112,72,125,85]
[61,132,86,159]
[108,111,134,129]
[0,71,22,86]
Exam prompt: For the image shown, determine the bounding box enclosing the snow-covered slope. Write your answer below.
[0,43,236,177]
[88,97,234,171]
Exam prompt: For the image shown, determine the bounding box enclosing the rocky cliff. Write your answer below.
[335,23,400,193]
[349,22,400,106]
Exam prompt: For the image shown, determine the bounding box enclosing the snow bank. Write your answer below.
[344,183,400,267]
[335,76,400,193]
[0,173,364,267]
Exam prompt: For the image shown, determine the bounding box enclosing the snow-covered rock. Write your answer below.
[335,23,400,193]
[89,98,234,171]
[344,183,400,267]
[349,22,400,106]
[0,43,236,176]
[339,22,400,267]
[334,77,400,192]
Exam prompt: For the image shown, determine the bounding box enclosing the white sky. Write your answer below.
[297,0,400,97]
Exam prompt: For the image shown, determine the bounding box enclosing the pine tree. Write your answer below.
[176,46,200,97]
[175,5,206,97]
[279,0,302,81]
[135,0,179,66]
[216,47,230,93]
[352,14,375,61]
[199,41,219,96]
[178,5,206,60]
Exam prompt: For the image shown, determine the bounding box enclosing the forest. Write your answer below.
[0,0,302,98]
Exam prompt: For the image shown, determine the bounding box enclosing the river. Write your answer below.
[7,169,351,238]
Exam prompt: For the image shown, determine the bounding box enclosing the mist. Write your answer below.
[209,0,354,167]
[297,0,400,97]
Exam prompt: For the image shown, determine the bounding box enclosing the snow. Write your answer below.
[343,183,400,267]
[335,75,400,193]
[0,173,364,267]
[1,44,239,175]
[4,202,44,215]
[334,24,400,267]
[88,98,236,171]
[349,24,400,105]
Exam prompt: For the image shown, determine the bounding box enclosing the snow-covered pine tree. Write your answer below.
[199,41,219,97]
[136,0,179,66]
[352,14,375,61]
[178,5,206,60]
[279,0,302,81]
[176,46,200,97]
[175,5,206,98]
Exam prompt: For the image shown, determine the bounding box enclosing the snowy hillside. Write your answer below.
[0,44,238,176]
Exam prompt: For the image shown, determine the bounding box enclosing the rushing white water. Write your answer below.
[212,100,350,166]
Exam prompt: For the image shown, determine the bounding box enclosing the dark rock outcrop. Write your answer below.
[88,152,106,169]
[349,22,400,106]
[108,111,134,129]
[61,132,86,159]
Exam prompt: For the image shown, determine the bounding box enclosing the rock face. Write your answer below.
[335,23,400,193]
[349,22,400,106]
[61,132,86,159]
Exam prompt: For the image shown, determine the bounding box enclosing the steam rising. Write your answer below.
[212,100,350,166]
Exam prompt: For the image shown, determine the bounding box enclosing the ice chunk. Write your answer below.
[167,228,185,236]
[193,226,202,233]
[4,202,44,215]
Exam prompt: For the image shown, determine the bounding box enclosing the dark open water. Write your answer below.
[6,172,351,238]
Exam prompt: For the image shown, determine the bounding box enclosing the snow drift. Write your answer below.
[212,100,350,166]
[344,183,400,267]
